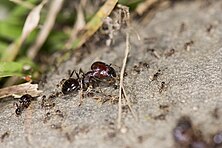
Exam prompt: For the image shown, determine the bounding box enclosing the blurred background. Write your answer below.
[0,0,196,89]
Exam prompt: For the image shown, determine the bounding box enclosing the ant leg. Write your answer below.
[76,68,85,79]
[69,70,75,78]
[78,72,85,106]
[78,84,84,106]
[78,68,88,90]
[13,102,19,108]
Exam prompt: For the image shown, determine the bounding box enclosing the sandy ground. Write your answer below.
[1,1,222,148]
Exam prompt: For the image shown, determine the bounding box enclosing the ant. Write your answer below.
[164,48,175,58]
[61,70,82,95]
[43,109,64,123]
[147,48,160,59]
[150,68,167,82]
[91,61,116,78]
[150,69,162,82]
[41,95,55,109]
[15,94,33,116]
[159,81,169,93]
[173,116,209,147]
[184,40,194,51]
[83,61,116,87]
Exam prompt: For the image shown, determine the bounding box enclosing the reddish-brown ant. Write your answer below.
[83,61,116,86]
[91,61,116,78]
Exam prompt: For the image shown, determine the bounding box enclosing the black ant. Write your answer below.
[43,109,64,123]
[150,69,162,82]
[150,68,167,82]
[15,104,23,116]
[159,81,169,93]
[61,70,82,95]
[147,48,160,59]
[15,94,33,116]
[41,95,55,109]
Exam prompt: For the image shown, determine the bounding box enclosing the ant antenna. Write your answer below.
[75,71,80,79]
[79,68,85,75]
[111,63,120,69]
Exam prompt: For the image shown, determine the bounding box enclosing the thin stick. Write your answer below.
[27,0,64,59]
[117,31,130,129]
[122,85,138,121]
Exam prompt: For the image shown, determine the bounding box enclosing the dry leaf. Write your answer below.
[0,82,42,99]
[1,0,47,62]
[27,0,64,59]
[21,0,47,41]
[64,0,118,50]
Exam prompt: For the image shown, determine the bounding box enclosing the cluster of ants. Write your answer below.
[14,61,117,116]
[60,61,117,95]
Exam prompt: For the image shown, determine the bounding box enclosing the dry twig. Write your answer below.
[117,31,128,128]
[63,0,118,50]
[64,0,86,49]
[136,0,159,15]
[117,4,138,129]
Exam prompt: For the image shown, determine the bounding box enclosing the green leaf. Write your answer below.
[0,20,22,40]
[0,41,8,53]
[0,61,25,77]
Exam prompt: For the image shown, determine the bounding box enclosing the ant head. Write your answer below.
[109,63,120,73]
[15,107,22,116]
[108,66,116,77]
